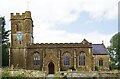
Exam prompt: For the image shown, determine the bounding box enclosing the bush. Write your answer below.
[17,73,26,77]
[2,70,10,77]
[63,75,68,79]
[95,66,100,71]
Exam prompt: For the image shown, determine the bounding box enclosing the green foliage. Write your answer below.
[2,68,26,79]
[15,72,26,78]
[62,75,68,79]
[2,70,10,78]
[55,72,58,79]
[107,32,120,70]
[95,66,100,71]
[0,17,10,67]
[0,17,10,44]
[109,60,117,70]
[2,43,9,66]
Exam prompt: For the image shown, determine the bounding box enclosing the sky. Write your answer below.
[0,0,119,47]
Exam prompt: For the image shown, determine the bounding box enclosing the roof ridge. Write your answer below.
[92,44,103,45]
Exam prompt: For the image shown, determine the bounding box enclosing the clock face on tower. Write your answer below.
[17,33,22,40]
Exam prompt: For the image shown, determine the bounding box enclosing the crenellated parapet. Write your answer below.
[27,42,92,48]
[11,11,31,20]
[10,11,34,48]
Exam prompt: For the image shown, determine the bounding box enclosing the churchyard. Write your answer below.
[0,67,120,79]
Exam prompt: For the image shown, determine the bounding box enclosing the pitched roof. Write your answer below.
[92,44,108,55]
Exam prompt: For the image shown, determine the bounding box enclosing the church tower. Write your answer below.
[10,11,34,68]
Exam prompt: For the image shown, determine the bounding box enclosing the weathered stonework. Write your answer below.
[93,55,109,70]
[10,11,109,74]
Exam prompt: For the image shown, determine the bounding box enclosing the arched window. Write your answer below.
[17,25,21,31]
[16,22,21,31]
[34,52,40,65]
[99,58,103,66]
[19,40,22,45]
[78,53,85,66]
[63,54,71,66]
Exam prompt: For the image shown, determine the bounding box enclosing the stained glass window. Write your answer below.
[78,53,85,66]
[64,55,70,66]
[34,53,40,65]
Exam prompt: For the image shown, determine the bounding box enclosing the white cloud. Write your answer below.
[84,31,115,46]
[34,29,115,47]
[0,0,118,47]
[77,0,118,22]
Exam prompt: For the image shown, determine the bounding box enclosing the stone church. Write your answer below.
[10,11,109,74]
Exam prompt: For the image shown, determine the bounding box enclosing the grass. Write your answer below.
[2,70,10,77]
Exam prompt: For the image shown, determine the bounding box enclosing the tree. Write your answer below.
[107,32,120,70]
[0,17,10,67]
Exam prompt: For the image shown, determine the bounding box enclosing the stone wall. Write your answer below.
[26,42,93,73]
[10,49,26,68]
[93,55,109,70]
[10,11,33,69]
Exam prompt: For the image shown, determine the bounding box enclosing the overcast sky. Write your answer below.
[0,0,119,46]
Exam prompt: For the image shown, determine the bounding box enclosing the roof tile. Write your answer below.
[92,44,108,55]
